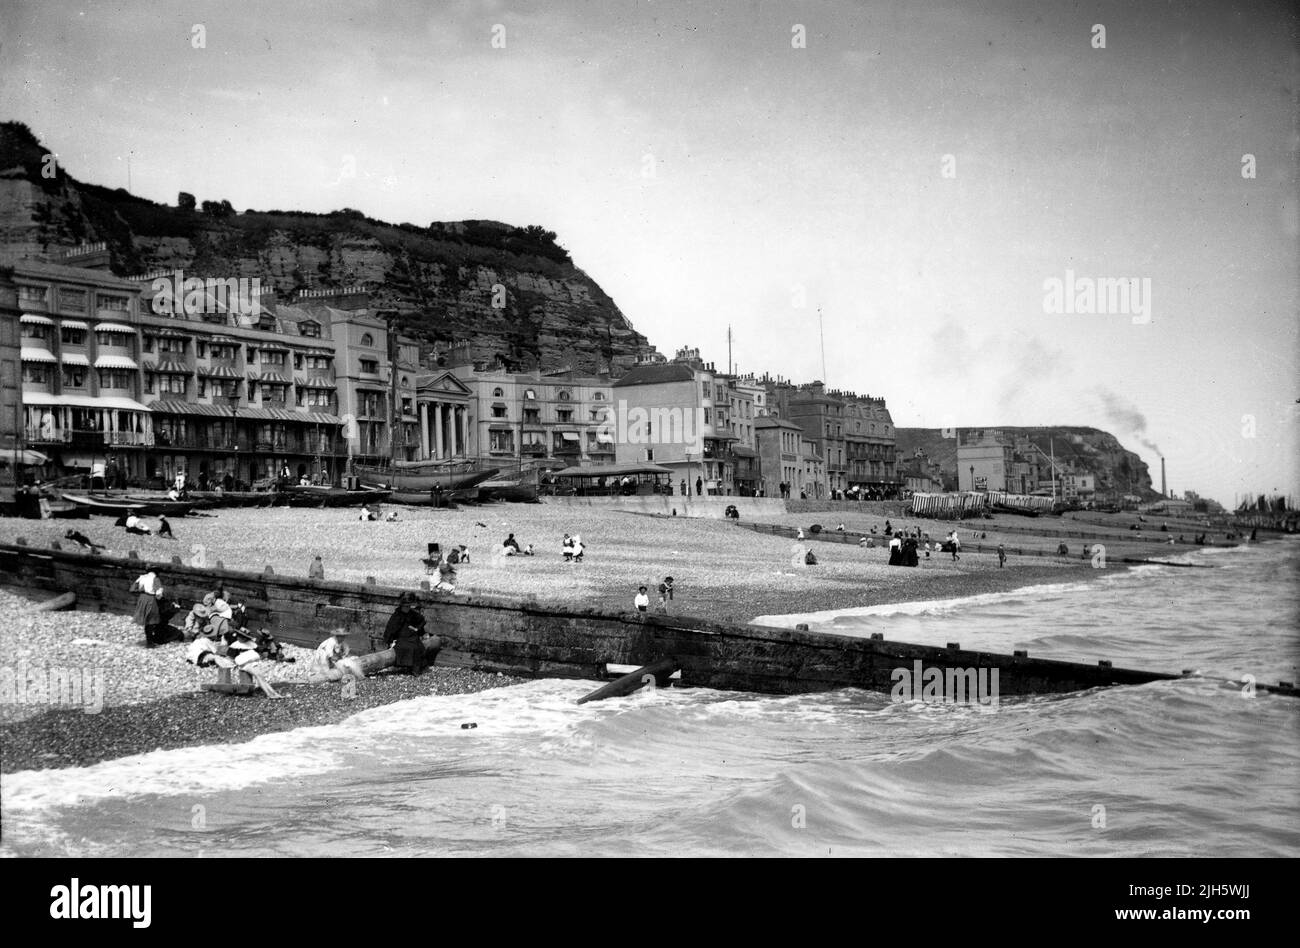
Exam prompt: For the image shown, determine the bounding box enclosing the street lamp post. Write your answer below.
[228,394,242,490]
[970,465,975,491]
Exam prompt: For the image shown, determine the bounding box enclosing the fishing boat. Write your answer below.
[477,468,541,503]
[4,540,1294,701]
[278,485,393,507]
[58,492,193,517]
[354,458,501,492]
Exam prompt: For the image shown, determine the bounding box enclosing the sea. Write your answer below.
[2,538,1297,858]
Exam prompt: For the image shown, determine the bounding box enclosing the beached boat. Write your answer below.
[4,540,1293,700]
[354,458,500,492]
[477,469,541,503]
[58,492,193,518]
[278,485,393,507]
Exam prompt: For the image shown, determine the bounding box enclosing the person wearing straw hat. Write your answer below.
[311,627,352,682]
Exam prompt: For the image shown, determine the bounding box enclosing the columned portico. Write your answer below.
[415,372,473,460]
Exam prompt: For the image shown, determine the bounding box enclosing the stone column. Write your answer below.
[419,402,429,459]
[433,400,444,458]
[450,405,460,456]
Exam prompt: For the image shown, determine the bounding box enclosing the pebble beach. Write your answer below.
[0,501,1168,772]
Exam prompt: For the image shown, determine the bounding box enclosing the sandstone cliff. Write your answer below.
[0,122,655,373]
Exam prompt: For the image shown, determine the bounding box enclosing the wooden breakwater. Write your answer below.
[3,538,1269,699]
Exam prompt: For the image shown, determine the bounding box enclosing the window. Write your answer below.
[306,355,331,371]
[489,430,515,453]
[360,333,374,347]
[144,373,155,394]
[61,326,86,346]
[299,321,321,338]
[159,337,185,355]
[98,294,129,312]
[360,359,378,374]
[646,448,654,462]
[197,377,207,397]
[20,324,48,343]
[159,375,187,395]
[493,387,504,397]
[524,389,536,400]
[96,330,131,347]
[196,340,207,358]
[523,408,540,424]
[293,354,304,370]
[257,315,277,331]
[23,364,50,384]
[97,368,133,389]
[212,379,239,398]
[400,376,409,388]
[62,365,86,388]
[401,398,413,415]
[592,391,605,400]
[59,288,87,313]
[492,405,507,419]
[558,390,571,401]
[305,390,333,408]
[19,285,47,306]
[557,409,573,423]
[142,336,154,354]
[247,349,258,365]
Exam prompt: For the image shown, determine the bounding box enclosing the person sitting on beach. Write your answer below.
[63,529,105,553]
[185,634,220,668]
[884,520,893,536]
[860,535,875,549]
[435,557,457,591]
[385,510,399,522]
[385,592,429,675]
[310,628,353,682]
[358,505,372,521]
[796,528,805,540]
[183,601,211,640]
[123,513,152,535]
[522,543,535,556]
[634,586,650,612]
[836,523,846,532]
[157,515,174,539]
[206,598,235,643]
[1057,542,1069,556]
[570,535,584,562]
[447,544,469,565]
[924,541,931,559]
[504,533,521,554]
[562,534,574,560]
[309,555,325,579]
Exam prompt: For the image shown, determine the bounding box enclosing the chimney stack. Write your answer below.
[1161,457,1167,498]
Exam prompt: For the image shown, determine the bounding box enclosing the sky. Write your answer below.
[2,0,1296,504]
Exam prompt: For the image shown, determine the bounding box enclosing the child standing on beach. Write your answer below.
[658,576,674,606]
[634,586,650,612]
[997,544,1006,568]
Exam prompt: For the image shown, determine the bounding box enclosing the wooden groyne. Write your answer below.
[3,539,1294,699]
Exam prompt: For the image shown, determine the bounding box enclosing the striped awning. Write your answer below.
[296,376,335,389]
[94,322,134,334]
[148,399,342,426]
[249,371,292,385]
[21,314,55,326]
[144,359,190,374]
[94,354,139,370]
[143,326,188,338]
[60,319,89,331]
[20,346,58,363]
[60,352,91,366]
[199,364,242,379]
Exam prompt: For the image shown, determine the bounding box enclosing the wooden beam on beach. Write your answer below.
[576,657,679,704]
[23,590,76,613]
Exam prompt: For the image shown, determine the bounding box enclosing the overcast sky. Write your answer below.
[3,0,1296,503]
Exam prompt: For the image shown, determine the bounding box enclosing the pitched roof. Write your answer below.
[612,363,696,387]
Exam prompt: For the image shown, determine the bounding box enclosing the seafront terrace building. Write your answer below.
[611,347,737,494]
[450,357,615,467]
[7,252,155,482]
[753,415,803,497]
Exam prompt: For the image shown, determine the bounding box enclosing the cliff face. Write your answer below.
[895,426,1158,499]
[0,122,654,373]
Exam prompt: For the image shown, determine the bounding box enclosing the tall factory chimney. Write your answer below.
[1161,457,1167,498]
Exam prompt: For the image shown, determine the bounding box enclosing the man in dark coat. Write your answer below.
[384,592,429,674]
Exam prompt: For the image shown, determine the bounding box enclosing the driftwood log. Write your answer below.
[337,636,445,679]
[24,591,77,613]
